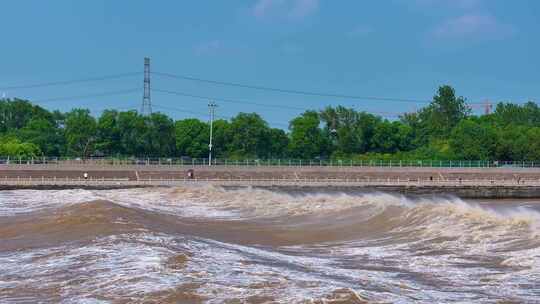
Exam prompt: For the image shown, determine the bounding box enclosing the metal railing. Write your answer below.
[0,176,539,187]
[0,157,539,168]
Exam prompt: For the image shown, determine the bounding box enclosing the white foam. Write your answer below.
[0,233,189,302]
[0,189,99,216]
[2,187,540,303]
[92,186,408,220]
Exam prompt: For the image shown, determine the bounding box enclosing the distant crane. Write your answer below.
[469,99,493,115]
[483,99,493,115]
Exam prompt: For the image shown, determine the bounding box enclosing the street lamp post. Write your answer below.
[208,102,217,166]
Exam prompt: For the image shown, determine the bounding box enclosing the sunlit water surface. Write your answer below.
[1,186,539,303]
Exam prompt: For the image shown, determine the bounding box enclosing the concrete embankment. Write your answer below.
[2,165,540,198]
[252,184,540,199]
[2,165,540,180]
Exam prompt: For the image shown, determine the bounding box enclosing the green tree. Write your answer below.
[289,111,329,159]
[492,102,540,127]
[116,111,147,156]
[524,127,540,160]
[371,120,408,153]
[395,122,414,151]
[353,112,381,153]
[175,118,209,158]
[320,106,382,155]
[226,113,271,158]
[450,119,498,160]
[96,110,121,156]
[0,137,41,158]
[0,98,54,131]
[64,109,97,158]
[415,86,470,140]
[496,125,528,161]
[268,128,289,158]
[18,118,65,156]
[430,85,469,134]
[320,106,360,154]
[142,113,176,157]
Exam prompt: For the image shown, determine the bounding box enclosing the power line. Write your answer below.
[153,88,306,111]
[153,103,239,122]
[152,71,431,104]
[152,103,291,128]
[153,104,210,117]
[153,87,402,117]
[32,88,140,104]
[0,72,140,91]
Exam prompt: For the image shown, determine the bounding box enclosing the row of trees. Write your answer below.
[1,85,539,160]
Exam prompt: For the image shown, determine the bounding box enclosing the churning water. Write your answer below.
[1,186,539,303]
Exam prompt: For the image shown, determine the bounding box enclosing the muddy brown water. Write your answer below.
[1,186,539,303]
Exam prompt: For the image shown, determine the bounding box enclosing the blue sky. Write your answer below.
[0,0,538,127]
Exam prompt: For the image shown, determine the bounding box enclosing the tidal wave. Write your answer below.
[1,186,539,303]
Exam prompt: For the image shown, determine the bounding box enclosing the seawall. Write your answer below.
[2,165,540,198]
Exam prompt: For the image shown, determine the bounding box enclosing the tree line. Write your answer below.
[1,85,539,161]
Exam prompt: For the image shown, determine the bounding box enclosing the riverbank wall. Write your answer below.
[2,165,540,198]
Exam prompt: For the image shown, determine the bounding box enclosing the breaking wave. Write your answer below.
[1,186,540,303]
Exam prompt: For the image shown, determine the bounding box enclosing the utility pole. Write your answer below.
[208,102,217,166]
[141,57,152,115]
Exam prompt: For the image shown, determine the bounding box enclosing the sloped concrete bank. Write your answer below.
[0,184,151,191]
[1,180,540,199]
[245,185,540,199]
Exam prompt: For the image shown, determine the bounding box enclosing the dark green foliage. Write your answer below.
[371,120,413,153]
[18,118,65,156]
[492,102,540,127]
[402,85,470,145]
[96,110,122,156]
[64,109,97,157]
[99,110,177,157]
[423,85,470,138]
[226,113,271,158]
[320,107,382,155]
[268,128,289,158]
[144,113,176,157]
[289,111,329,159]
[0,137,41,158]
[0,98,54,131]
[175,118,209,158]
[449,119,498,160]
[2,85,540,161]
[116,110,147,156]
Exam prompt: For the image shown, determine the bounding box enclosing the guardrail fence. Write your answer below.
[0,157,538,168]
[0,176,539,187]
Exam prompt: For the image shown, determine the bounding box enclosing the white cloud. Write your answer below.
[414,0,482,10]
[348,25,374,37]
[253,0,280,18]
[194,40,223,56]
[431,13,516,41]
[252,0,319,20]
[290,0,319,19]
[280,43,303,54]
